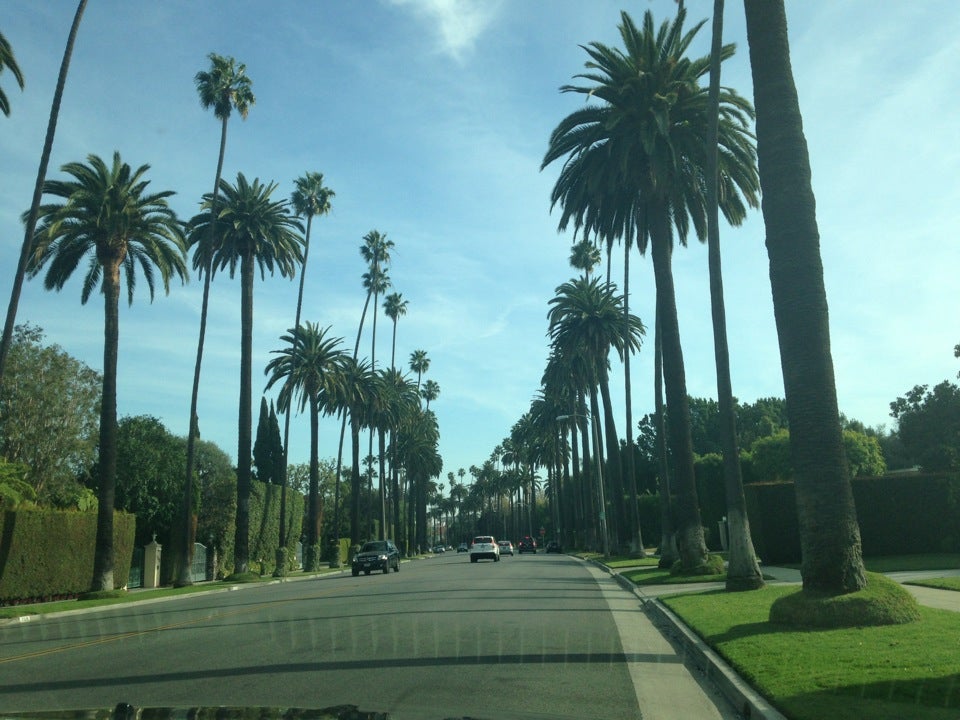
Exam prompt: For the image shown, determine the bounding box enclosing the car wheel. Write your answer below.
[471,556,477,563]
[383,564,390,575]
[394,560,400,572]
[364,570,371,575]
[494,555,499,562]
[352,568,359,577]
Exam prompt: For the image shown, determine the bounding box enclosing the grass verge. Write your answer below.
[907,577,960,592]
[663,584,960,720]
[624,565,726,585]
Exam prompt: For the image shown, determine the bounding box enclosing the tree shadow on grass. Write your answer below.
[779,673,960,720]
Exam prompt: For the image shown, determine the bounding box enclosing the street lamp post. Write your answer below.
[557,413,609,557]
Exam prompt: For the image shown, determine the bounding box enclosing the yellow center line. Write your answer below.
[0,584,348,665]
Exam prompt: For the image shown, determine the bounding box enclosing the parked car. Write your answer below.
[351,540,400,576]
[545,541,562,554]
[518,536,537,554]
[469,535,500,563]
[497,540,514,556]
[456,543,469,553]
[431,545,445,553]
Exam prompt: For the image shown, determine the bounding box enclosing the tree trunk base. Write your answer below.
[725,574,765,592]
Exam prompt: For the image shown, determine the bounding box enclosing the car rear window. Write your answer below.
[473,537,493,544]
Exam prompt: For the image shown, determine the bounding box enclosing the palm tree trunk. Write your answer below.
[91,262,119,592]
[350,414,362,546]
[278,212,313,571]
[588,388,608,554]
[304,392,320,571]
[622,237,644,555]
[378,427,387,539]
[706,0,762,591]
[0,0,86,387]
[233,252,255,575]
[178,113,230,587]
[597,367,623,550]
[744,0,865,593]
[650,217,708,570]
[654,304,679,568]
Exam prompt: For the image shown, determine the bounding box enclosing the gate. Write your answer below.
[191,543,207,583]
[128,546,145,589]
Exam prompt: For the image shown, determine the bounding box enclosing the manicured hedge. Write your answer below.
[217,479,304,576]
[744,474,960,564]
[0,509,136,604]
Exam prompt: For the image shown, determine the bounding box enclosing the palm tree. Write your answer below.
[191,173,303,575]
[178,52,254,586]
[397,407,442,552]
[264,322,346,571]
[705,0,763,591]
[548,277,644,550]
[569,239,601,280]
[335,356,375,545]
[380,367,419,541]
[1,1,87,390]
[421,379,440,410]
[543,8,757,570]
[0,30,25,117]
[383,292,408,370]
[27,152,187,591]
[409,349,430,391]
[359,231,394,369]
[274,171,334,570]
[744,0,866,594]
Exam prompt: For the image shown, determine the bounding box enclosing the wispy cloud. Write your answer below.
[385,0,502,60]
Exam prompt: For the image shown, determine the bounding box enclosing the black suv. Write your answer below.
[518,536,537,554]
[352,540,400,575]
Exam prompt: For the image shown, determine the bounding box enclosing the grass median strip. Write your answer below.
[906,577,960,592]
[662,586,960,720]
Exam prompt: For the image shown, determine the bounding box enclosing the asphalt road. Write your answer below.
[0,551,737,719]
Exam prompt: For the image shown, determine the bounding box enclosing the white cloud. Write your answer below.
[385,0,502,60]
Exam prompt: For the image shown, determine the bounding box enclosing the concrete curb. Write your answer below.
[581,556,786,720]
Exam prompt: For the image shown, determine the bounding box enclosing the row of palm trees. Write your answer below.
[10,46,444,589]
[464,2,866,597]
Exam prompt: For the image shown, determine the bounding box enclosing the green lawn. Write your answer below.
[778,554,960,573]
[907,577,960,592]
[663,587,960,720]
[624,565,727,585]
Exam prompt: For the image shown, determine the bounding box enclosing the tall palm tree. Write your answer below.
[705,0,763,591]
[421,379,440,410]
[409,349,430,391]
[0,30,25,117]
[264,322,346,571]
[335,356,374,545]
[744,0,866,594]
[543,8,757,570]
[275,171,334,569]
[27,152,187,591]
[380,367,419,541]
[178,52,254,586]
[1,1,87,390]
[383,292,408,370]
[190,173,303,574]
[548,277,644,550]
[397,407,442,552]
[569,239,601,280]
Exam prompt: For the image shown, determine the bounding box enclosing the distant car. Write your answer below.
[431,545,445,553]
[545,541,562,554]
[457,543,469,553]
[518,536,537,554]
[352,540,400,576]
[497,540,514,556]
[469,535,500,563]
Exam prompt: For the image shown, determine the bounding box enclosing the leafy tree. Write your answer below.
[0,459,36,508]
[750,429,886,483]
[890,381,960,472]
[253,397,274,485]
[745,0,867,593]
[194,438,236,561]
[28,152,187,592]
[0,29,25,117]
[0,1,87,387]
[0,324,99,503]
[92,415,185,548]
[180,52,255,586]
[189,173,303,574]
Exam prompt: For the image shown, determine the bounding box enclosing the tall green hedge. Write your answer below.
[217,479,304,576]
[744,474,960,564]
[0,509,136,603]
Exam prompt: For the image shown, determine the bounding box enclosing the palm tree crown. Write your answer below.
[194,53,254,122]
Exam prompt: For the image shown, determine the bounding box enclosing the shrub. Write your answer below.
[769,573,921,628]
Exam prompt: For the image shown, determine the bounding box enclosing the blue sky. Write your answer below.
[1,1,958,481]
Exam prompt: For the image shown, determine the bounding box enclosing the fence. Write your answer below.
[128,546,144,589]
[191,543,207,583]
